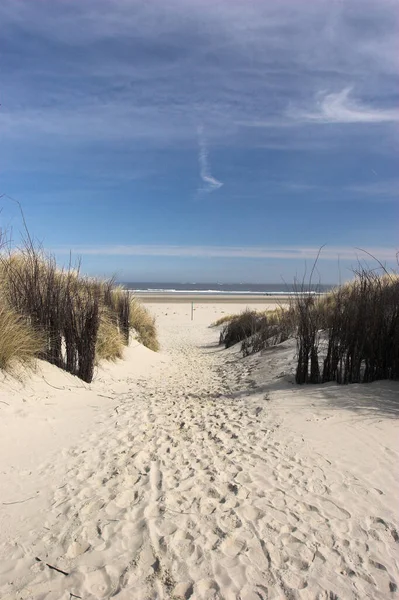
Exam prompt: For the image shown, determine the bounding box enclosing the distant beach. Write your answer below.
[126,281,331,303]
[134,293,291,303]
[123,281,333,295]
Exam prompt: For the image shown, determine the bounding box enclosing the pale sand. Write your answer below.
[0,302,398,599]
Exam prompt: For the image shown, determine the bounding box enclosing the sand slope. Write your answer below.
[0,303,398,599]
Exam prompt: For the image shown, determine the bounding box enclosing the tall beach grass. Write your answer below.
[0,240,159,382]
[216,267,399,385]
[129,298,160,352]
[294,270,399,384]
[0,303,44,375]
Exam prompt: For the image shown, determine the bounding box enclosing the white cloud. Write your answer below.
[347,179,399,197]
[282,179,399,200]
[291,87,399,124]
[197,126,223,194]
[1,0,397,151]
[53,244,397,262]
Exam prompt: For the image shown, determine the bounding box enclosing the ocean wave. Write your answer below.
[129,288,322,295]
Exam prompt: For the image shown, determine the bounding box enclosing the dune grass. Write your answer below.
[217,269,399,385]
[96,310,125,363]
[0,303,44,375]
[294,270,399,384]
[129,298,160,352]
[0,243,159,382]
[210,314,238,327]
[219,307,294,354]
[212,307,288,329]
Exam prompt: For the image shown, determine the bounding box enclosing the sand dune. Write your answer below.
[0,303,398,599]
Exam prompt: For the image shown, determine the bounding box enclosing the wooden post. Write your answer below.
[191,301,194,321]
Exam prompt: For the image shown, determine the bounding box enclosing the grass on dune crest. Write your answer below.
[294,270,399,384]
[0,241,159,382]
[217,268,399,386]
[0,302,44,375]
[210,314,239,327]
[211,307,285,328]
[219,307,294,354]
[129,298,160,352]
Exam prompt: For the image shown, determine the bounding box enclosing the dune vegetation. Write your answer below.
[129,298,160,352]
[95,310,125,363]
[210,313,240,327]
[294,270,399,384]
[218,307,295,354]
[0,303,44,376]
[216,269,399,385]
[0,242,159,382]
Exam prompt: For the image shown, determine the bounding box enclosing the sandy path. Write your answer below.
[0,313,398,599]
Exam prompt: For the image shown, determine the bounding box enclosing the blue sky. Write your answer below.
[0,0,398,283]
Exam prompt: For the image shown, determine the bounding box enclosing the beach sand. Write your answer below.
[0,300,398,599]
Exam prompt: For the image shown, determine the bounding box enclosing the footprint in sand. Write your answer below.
[83,566,117,598]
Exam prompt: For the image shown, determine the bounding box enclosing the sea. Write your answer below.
[122,282,333,295]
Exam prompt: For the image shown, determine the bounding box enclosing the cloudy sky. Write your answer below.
[1,0,398,283]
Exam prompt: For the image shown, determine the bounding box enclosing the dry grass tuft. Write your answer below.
[0,220,160,381]
[210,314,238,327]
[96,310,125,363]
[129,298,160,352]
[0,302,44,374]
[219,310,260,348]
[219,307,294,354]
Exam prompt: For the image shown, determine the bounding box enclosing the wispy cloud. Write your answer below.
[282,179,399,200]
[53,244,397,262]
[1,0,397,152]
[347,179,399,198]
[291,87,399,124]
[197,126,223,194]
